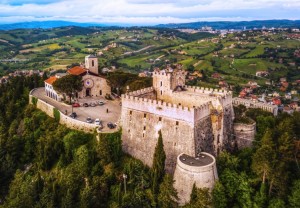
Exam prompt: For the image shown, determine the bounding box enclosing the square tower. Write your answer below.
[85,55,99,75]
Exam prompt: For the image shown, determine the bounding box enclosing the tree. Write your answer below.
[52,74,82,103]
[158,174,178,208]
[212,182,227,208]
[252,130,276,184]
[288,180,300,208]
[151,130,166,196]
[184,186,212,208]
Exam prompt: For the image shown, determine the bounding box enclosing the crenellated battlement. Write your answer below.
[185,85,232,97]
[128,87,154,96]
[122,93,211,123]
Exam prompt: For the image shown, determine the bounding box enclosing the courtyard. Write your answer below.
[31,88,122,133]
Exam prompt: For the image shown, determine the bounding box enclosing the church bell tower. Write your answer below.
[85,55,99,75]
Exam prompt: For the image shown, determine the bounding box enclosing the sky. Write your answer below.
[0,0,300,25]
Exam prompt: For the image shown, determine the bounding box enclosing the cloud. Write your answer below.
[0,0,299,25]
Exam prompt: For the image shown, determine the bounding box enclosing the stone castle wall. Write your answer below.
[234,122,256,149]
[29,94,97,133]
[122,94,211,124]
[121,106,196,173]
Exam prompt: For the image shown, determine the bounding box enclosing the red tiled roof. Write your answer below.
[68,66,87,76]
[44,76,57,85]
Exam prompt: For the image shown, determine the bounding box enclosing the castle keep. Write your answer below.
[121,66,235,173]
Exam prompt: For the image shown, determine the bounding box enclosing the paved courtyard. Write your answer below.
[32,88,122,133]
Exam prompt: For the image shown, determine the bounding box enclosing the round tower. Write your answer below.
[173,152,218,205]
[85,55,98,75]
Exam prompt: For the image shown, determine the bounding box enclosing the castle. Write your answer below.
[120,65,235,203]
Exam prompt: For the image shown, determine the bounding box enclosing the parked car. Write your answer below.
[86,117,93,123]
[72,103,80,107]
[98,101,105,106]
[70,112,77,118]
[90,102,96,107]
[107,122,116,129]
[83,103,89,107]
[95,118,101,125]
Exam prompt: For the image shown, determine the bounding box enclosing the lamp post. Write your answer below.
[123,174,127,194]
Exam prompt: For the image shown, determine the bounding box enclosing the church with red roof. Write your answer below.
[44,55,111,101]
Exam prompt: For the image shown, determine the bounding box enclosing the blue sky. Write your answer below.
[0,0,300,25]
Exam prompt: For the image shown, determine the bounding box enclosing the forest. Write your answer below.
[0,75,299,208]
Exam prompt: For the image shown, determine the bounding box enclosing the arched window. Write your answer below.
[92,60,94,67]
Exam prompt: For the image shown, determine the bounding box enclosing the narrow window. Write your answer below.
[159,117,162,121]
[144,126,146,130]
[92,60,95,67]
[130,111,132,115]
[143,133,145,138]
[160,81,162,86]
[161,90,162,95]
[176,121,179,126]
[144,113,146,118]
[100,90,102,95]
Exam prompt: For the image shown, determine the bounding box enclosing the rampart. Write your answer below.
[121,94,211,123]
[29,91,97,133]
[234,122,256,149]
[233,97,278,116]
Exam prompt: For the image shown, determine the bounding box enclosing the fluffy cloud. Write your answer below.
[0,0,299,25]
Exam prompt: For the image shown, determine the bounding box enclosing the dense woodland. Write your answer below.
[0,75,299,208]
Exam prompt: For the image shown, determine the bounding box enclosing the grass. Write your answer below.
[233,58,284,75]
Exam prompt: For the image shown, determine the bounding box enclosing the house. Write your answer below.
[272,98,282,106]
[256,71,269,77]
[291,90,298,95]
[285,93,292,99]
[290,102,298,110]
[211,73,221,79]
[188,71,203,80]
[283,106,294,114]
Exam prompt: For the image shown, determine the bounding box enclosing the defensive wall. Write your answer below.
[29,90,98,133]
[233,97,278,116]
[234,122,256,149]
[122,93,211,124]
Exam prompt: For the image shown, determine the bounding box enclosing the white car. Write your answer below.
[95,118,101,125]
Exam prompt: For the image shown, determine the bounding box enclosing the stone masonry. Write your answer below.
[121,66,235,174]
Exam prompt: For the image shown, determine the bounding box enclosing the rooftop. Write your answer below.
[44,76,58,85]
[179,153,214,167]
[68,66,87,76]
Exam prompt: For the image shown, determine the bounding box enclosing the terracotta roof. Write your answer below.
[44,76,57,85]
[68,66,87,76]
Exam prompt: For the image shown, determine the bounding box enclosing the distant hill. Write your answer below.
[156,20,300,30]
[0,21,107,30]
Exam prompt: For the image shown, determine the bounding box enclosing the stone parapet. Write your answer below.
[233,97,278,116]
[122,94,211,123]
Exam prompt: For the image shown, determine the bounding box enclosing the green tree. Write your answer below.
[252,130,276,184]
[184,186,212,208]
[288,180,300,208]
[158,174,178,208]
[212,182,227,208]
[151,130,166,196]
[52,74,82,103]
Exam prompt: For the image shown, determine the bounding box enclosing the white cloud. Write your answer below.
[0,0,299,24]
